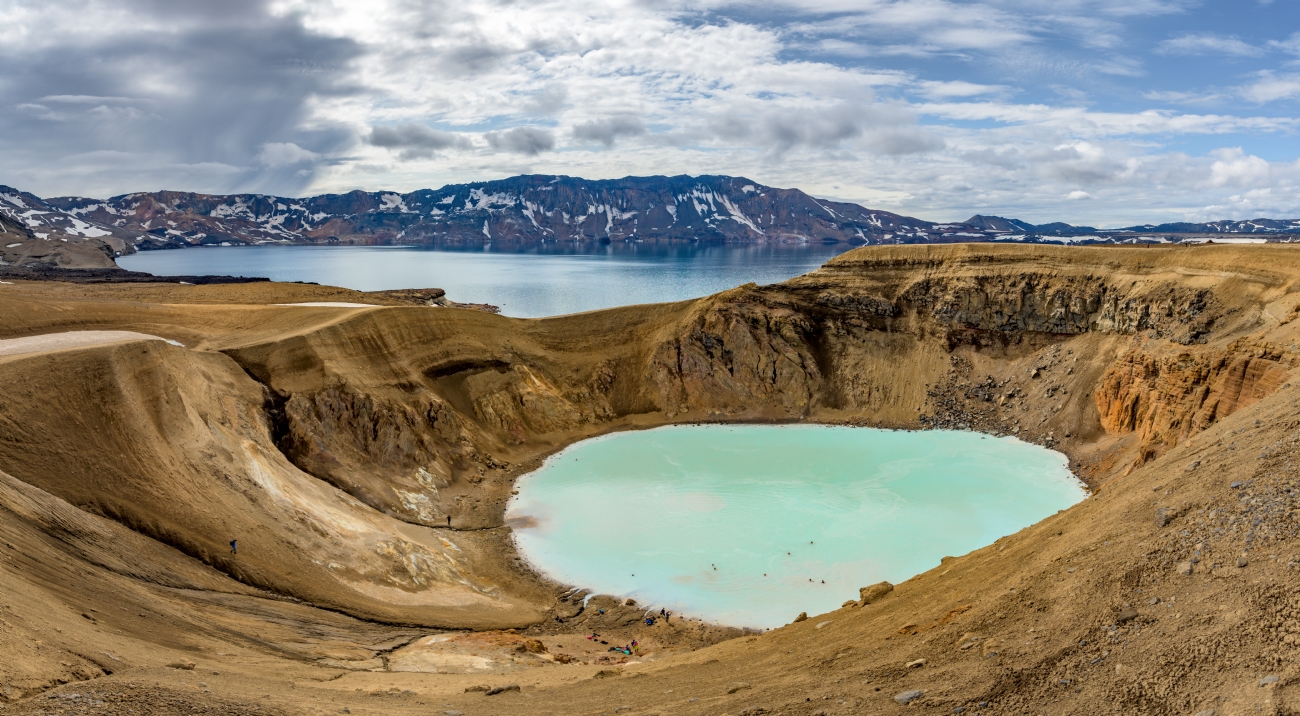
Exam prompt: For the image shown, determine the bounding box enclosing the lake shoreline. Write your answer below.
[119,242,854,317]
[505,423,1085,630]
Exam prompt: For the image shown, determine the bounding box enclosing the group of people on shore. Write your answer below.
[581,606,673,656]
[586,631,638,654]
[607,639,639,655]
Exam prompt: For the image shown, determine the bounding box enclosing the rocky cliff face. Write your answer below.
[649,297,824,416]
[1095,342,1292,461]
[219,246,1294,523]
[4,242,1291,635]
[634,248,1290,465]
[276,387,464,525]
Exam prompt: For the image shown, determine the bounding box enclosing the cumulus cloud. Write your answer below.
[0,0,1297,224]
[914,81,1006,99]
[484,126,555,155]
[710,103,942,157]
[1209,147,1271,187]
[1267,32,1300,55]
[368,124,470,160]
[257,142,321,167]
[1142,90,1224,105]
[572,116,646,148]
[1240,72,1300,103]
[1157,33,1265,57]
[0,0,361,196]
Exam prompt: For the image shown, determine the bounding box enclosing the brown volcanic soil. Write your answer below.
[3,243,1300,714]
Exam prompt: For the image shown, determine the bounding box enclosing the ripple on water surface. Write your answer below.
[506,424,1087,629]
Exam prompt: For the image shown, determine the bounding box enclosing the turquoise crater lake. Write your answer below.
[505,424,1087,629]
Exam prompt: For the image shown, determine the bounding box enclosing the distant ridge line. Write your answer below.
[2,175,1298,257]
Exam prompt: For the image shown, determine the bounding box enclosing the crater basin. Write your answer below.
[506,424,1087,629]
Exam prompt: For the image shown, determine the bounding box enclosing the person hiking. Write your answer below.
[446,515,451,527]
[229,539,237,555]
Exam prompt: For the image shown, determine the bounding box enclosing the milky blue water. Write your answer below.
[505,425,1086,629]
[117,243,851,318]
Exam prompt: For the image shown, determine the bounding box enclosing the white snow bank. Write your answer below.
[0,331,184,358]
[272,302,379,308]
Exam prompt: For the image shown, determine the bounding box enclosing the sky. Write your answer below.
[1,0,1299,226]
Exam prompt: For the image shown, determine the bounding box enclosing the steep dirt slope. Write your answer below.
[0,340,550,629]
[2,243,1300,715]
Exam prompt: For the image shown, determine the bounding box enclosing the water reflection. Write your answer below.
[119,242,853,317]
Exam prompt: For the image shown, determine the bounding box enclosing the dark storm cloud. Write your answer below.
[572,116,647,148]
[0,0,363,197]
[484,126,556,156]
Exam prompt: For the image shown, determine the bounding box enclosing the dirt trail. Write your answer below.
[3,243,1300,714]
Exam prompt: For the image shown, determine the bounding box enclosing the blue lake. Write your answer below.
[118,243,851,317]
[505,425,1086,629]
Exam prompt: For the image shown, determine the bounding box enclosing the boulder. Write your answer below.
[895,690,924,704]
[1155,507,1171,528]
[859,581,895,606]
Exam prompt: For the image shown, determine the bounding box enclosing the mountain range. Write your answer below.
[3,175,1299,268]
